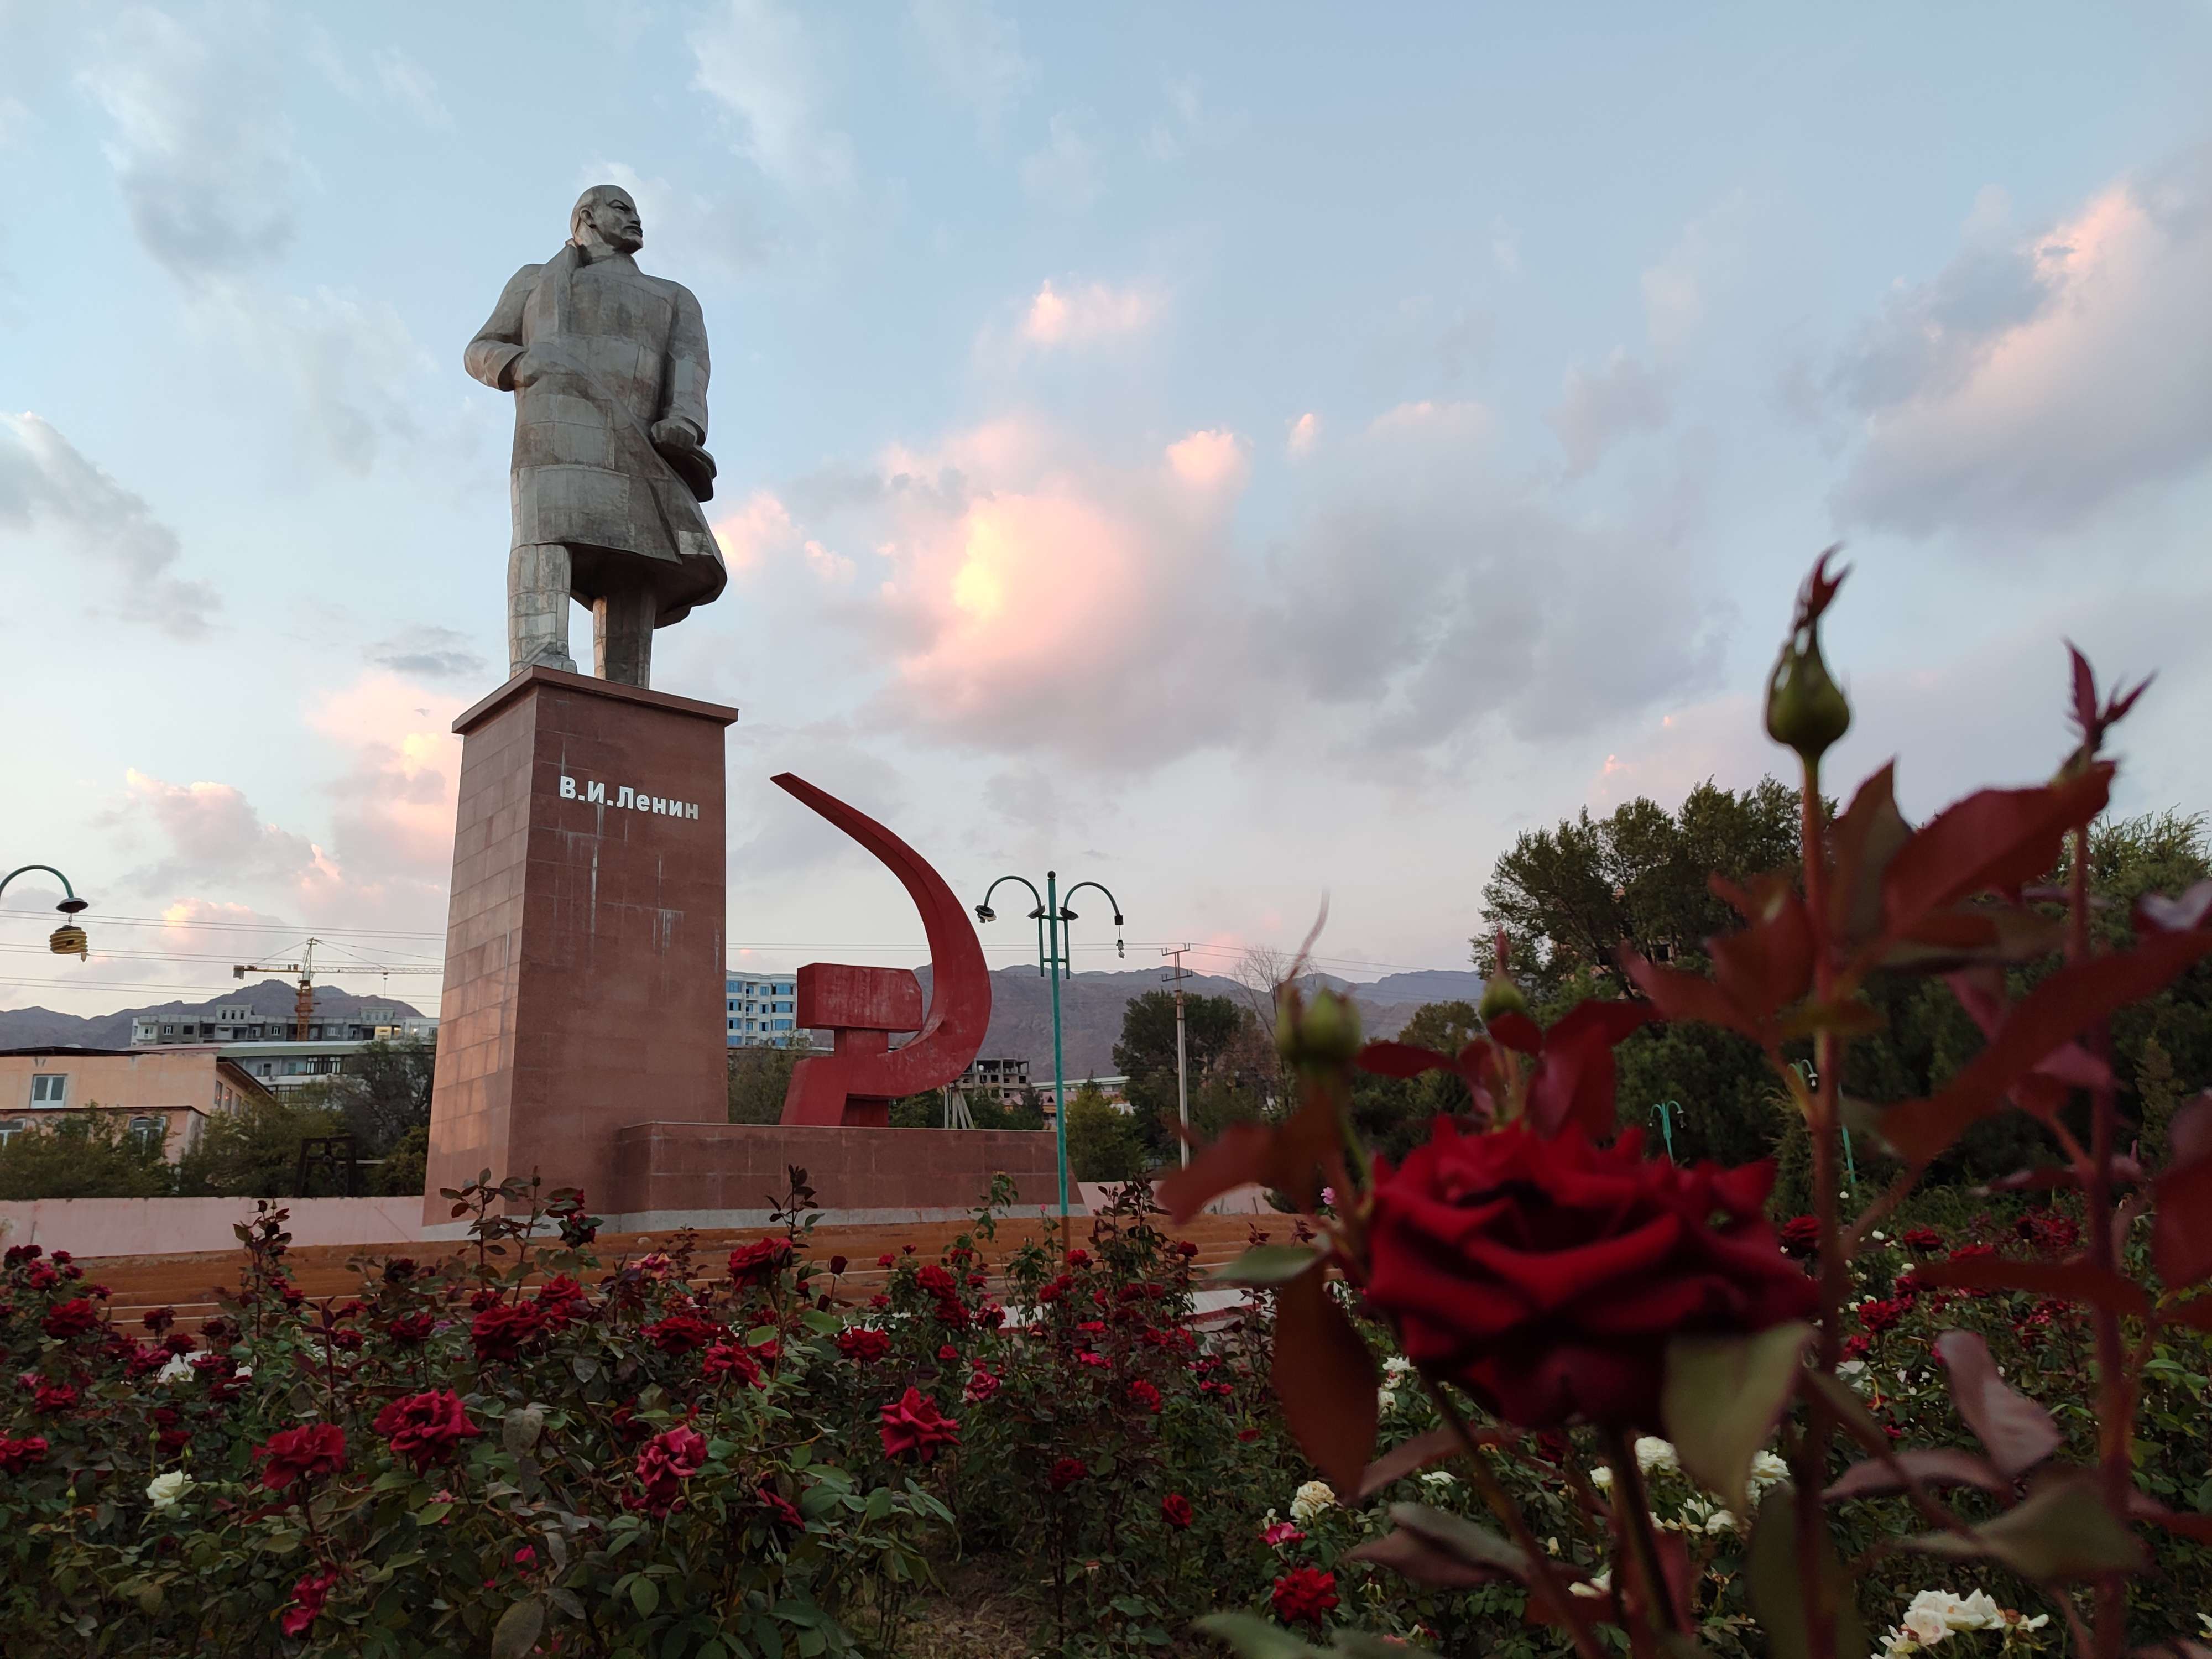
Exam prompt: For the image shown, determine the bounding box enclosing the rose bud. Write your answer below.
[1764,549,1851,763]
[1275,987,1361,1071]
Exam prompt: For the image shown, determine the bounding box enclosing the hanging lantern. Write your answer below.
[50,924,88,959]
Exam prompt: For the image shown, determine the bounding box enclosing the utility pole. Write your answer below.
[1162,945,1193,1167]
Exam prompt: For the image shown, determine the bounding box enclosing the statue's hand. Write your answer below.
[509,349,545,390]
[650,418,700,452]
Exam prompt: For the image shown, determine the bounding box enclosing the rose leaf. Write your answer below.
[1932,1331,2060,1480]
[1747,1486,1870,1659]
[1662,1321,1812,1511]
[1270,1265,1378,1493]
[1903,1474,2143,1579]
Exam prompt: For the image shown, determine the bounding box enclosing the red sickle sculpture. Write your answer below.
[770,773,992,1128]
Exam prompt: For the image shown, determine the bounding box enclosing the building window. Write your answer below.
[0,1118,28,1144]
[29,1074,66,1105]
[128,1116,166,1151]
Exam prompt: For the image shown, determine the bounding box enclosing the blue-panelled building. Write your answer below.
[725,973,800,1047]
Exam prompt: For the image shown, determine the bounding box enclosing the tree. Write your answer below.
[1064,1085,1144,1181]
[1116,990,1253,1159]
[1349,1002,1483,1165]
[374,1124,429,1196]
[338,1038,436,1155]
[0,1112,174,1199]
[175,1092,347,1197]
[728,1043,810,1125]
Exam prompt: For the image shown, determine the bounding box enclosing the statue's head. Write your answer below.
[570,185,644,255]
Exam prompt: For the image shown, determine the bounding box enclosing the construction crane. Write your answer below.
[232,937,441,1039]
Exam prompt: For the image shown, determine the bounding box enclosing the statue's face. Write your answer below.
[584,194,644,253]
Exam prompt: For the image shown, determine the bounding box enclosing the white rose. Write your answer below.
[1746,1450,1791,1499]
[1948,1592,2003,1631]
[1589,1466,1614,1490]
[1704,1508,1739,1533]
[1375,1387,1398,1413]
[145,1470,194,1512]
[1633,1436,1677,1474]
[1417,1468,1455,1491]
[1290,1480,1337,1523]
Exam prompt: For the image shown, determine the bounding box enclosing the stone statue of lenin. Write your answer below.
[465,184,726,689]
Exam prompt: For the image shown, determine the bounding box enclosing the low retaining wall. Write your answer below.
[0,1196,427,1259]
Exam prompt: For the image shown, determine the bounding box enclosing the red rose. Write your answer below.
[936,1342,958,1361]
[1048,1456,1087,1492]
[1126,1378,1163,1414]
[31,1384,77,1415]
[1901,1225,1943,1252]
[1174,1240,1199,1259]
[1162,1491,1193,1529]
[142,1306,176,1335]
[162,1332,196,1355]
[728,1239,795,1287]
[471,1302,548,1361]
[828,1255,849,1276]
[281,1568,338,1637]
[836,1327,889,1363]
[0,1435,49,1473]
[1854,1296,1912,1337]
[702,1342,765,1386]
[634,1424,708,1514]
[41,1297,101,1339]
[643,1311,722,1354]
[1271,1566,1339,1627]
[254,1423,347,1491]
[878,1387,960,1462]
[758,1483,804,1528]
[1363,1121,1817,1432]
[963,1366,1001,1404]
[387,1312,436,1347]
[1779,1215,1821,1258]
[1066,1250,1090,1267]
[915,1264,958,1298]
[372,1390,482,1470]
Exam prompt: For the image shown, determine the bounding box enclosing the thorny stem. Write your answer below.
[1425,1382,1605,1659]
[1795,756,1843,1659]
[2072,821,2130,1659]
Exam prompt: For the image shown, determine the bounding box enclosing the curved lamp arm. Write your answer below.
[976,874,1048,976]
[0,865,88,914]
[1056,879,1126,964]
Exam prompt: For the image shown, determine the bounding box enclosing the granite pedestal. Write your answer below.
[422,667,737,1221]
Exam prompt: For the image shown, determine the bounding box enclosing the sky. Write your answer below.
[4,1,2211,1018]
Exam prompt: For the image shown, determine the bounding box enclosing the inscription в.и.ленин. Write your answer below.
[557,775,701,819]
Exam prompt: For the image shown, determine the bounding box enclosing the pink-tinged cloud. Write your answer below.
[1833,148,2212,537]
[1366,398,1491,439]
[1287,412,1319,456]
[306,672,463,881]
[1020,278,1160,348]
[713,488,799,572]
[1165,428,1246,492]
[122,769,345,900]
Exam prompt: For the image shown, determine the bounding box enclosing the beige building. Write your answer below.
[0,1046,272,1161]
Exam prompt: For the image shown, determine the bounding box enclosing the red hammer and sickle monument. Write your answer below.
[770,773,992,1128]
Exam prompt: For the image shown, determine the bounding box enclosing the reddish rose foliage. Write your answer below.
[255,1422,347,1491]
[878,1388,960,1462]
[0,1434,49,1473]
[1363,1121,1817,1431]
[373,1390,482,1470]
[728,1239,795,1286]
[1162,1491,1193,1529]
[281,1569,340,1637]
[1272,1566,1339,1627]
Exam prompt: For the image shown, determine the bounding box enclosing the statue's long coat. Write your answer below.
[465,244,726,625]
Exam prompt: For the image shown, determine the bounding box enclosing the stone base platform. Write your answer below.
[607,1123,1065,1230]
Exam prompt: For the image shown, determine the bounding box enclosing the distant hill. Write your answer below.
[0,981,427,1051]
[916,965,1485,1079]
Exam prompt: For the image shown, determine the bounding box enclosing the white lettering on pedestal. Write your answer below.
[560,776,701,823]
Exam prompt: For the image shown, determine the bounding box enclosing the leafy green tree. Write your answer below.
[1065,1084,1144,1181]
[175,1092,347,1197]
[374,1123,430,1196]
[338,1038,436,1155]
[0,1112,175,1199]
[1117,990,1258,1160]
[728,1044,810,1124]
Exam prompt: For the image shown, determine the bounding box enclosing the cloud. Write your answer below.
[714,489,802,572]
[305,672,465,886]
[304,27,451,129]
[690,0,855,192]
[907,0,1031,132]
[1641,192,1747,360]
[1287,413,1319,456]
[365,625,488,682]
[119,770,342,899]
[1021,111,1103,211]
[1019,277,1160,348]
[0,413,218,637]
[1547,350,1671,476]
[79,3,299,284]
[1830,148,2212,539]
[1165,429,1248,493]
[1491,217,1522,278]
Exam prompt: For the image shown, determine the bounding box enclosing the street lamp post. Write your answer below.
[974,869,1125,1227]
[0,865,92,958]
